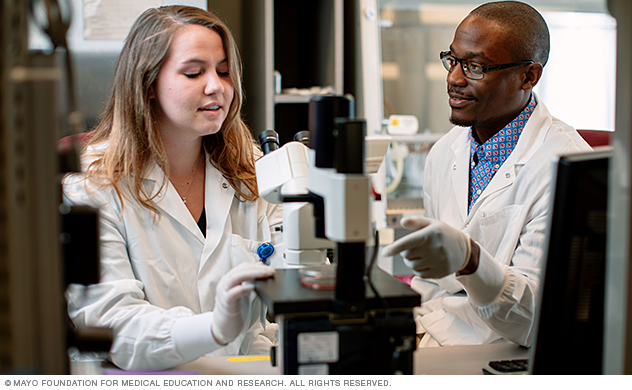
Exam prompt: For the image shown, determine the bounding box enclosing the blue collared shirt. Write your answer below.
[468,94,537,212]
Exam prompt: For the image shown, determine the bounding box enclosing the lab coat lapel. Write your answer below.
[511,96,552,165]
[200,160,235,268]
[469,97,551,212]
[450,132,471,224]
[470,153,516,215]
[148,164,206,244]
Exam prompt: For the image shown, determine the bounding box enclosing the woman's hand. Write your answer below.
[211,263,275,345]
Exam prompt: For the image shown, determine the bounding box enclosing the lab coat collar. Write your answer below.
[507,93,552,165]
[144,155,236,250]
[462,93,552,220]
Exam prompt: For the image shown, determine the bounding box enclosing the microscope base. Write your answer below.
[255,268,420,375]
[276,311,415,375]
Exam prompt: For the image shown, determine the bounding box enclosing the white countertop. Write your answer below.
[171,343,528,375]
[71,343,529,375]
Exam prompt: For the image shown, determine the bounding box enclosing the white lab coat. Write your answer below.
[413,96,592,347]
[63,148,284,370]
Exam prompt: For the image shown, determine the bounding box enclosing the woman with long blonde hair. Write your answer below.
[63,5,283,370]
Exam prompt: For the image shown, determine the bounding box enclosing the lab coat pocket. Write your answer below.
[474,205,524,263]
[229,234,261,267]
[229,233,285,269]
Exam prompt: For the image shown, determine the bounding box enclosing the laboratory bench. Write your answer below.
[71,343,529,375]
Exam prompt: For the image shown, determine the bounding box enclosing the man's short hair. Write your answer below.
[470,1,550,66]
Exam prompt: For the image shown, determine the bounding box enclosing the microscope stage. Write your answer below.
[254,267,420,316]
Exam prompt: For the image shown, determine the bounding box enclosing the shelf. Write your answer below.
[388,133,444,143]
[386,208,425,215]
[240,0,343,143]
[385,208,425,227]
[274,94,313,104]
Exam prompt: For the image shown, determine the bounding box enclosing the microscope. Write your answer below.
[256,129,334,265]
[254,95,419,375]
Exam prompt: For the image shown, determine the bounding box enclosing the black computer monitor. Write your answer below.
[530,148,611,375]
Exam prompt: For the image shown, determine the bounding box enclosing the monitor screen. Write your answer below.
[530,148,611,375]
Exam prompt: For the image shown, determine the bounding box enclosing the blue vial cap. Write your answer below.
[257,242,274,264]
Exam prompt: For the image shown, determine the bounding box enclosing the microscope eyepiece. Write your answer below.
[293,131,310,146]
[258,129,280,155]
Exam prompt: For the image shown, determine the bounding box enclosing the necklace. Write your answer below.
[181,154,201,204]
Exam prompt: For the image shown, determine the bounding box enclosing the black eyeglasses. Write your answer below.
[440,51,534,80]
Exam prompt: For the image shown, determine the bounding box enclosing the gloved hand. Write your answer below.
[383,216,472,279]
[212,263,275,346]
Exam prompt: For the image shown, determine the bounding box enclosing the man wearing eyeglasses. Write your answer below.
[384,1,591,348]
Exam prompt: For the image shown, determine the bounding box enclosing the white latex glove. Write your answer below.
[383,216,471,279]
[212,263,275,346]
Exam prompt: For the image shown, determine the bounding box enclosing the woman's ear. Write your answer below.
[149,87,155,100]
